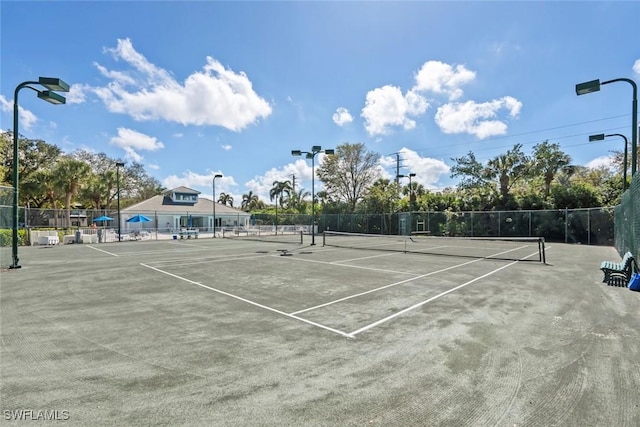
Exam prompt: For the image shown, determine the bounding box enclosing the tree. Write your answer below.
[316,143,381,213]
[530,141,571,199]
[451,144,529,207]
[241,191,260,211]
[287,188,311,213]
[80,171,114,210]
[269,180,293,226]
[53,157,92,226]
[361,179,400,214]
[0,131,62,193]
[269,180,293,208]
[218,192,234,207]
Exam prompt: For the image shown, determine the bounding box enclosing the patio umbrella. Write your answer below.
[126,214,151,223]
[93,215,113,222]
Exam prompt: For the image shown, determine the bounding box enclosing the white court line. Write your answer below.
[170,241,202,247]
[289,245,528,315]
[86,245,119,257]
[153,252,282,268]
[286,255,419,276]
[332,251,409,264]
[146,252,272,267]
[349,249,543,336]
[140,263,354,339]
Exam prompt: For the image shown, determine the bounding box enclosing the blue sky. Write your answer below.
[2,1,640,204]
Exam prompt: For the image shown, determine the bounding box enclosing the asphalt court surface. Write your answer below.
[3,237,640,426]
[92,237,541,337]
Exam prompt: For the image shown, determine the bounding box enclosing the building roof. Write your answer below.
[164,186,200,195]
[123,191,248,216]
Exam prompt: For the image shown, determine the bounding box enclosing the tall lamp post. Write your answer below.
[115,162,125,242]
[576,77,637,177]
[212,173,223,237]
[291,145,334,245]
[398,173,417,210]
[589,133,629,190]
[11,77,69,269]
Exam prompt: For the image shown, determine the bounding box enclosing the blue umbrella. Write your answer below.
[93,215,113,222]
[126,214,151,223]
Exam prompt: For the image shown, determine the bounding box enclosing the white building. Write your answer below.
[121,186,249,234]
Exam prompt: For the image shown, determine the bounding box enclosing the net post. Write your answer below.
[322,231,326,246]
[539,237,546,264]
[299,230,303,245]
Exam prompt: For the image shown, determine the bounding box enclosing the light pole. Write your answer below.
[398,173,417,211]
[589,133,629,190]
[213,173,222,237]
[116,162,125,242]
[292,145,334,245]
[576,77,637,177]
[11,77,69,269]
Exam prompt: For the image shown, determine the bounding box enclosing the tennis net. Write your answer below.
[222,227,303,245]
[322,231,546,263]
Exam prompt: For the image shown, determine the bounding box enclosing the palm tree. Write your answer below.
[288,188,311,213]
[53,157,92,227]
[485,144,529,203]
[217,192,234,207]
[531,141,571,199]
[269,180,293,231]
[24,168,60,227]
[241,191,260,211]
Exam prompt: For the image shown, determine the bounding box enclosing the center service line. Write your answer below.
[140,263,354,339]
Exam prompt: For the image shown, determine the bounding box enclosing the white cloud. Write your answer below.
[0,95,38,130]
[66,84,89,104]
[163,170,235,193]
[634,58,640,76]
[380,147,450,189]
[332,107,353,126]
[586,155,616,171]
[123,146,143,163]
[434,96,522,139]
[413,60,476,100]
[147,163,160,170]
[221,144,232,151]
[245,162,304,202]
[92,38,272,131]
[361,85,429,136]
[110,127,165,162]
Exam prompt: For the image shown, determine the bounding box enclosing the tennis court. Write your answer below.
[2,235,639,426]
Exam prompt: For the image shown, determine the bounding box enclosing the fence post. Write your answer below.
[565,207,569,243]
[588,208,591,245]
[529,210,532,236]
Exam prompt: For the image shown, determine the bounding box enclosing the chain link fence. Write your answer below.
[0,186,13,269]
[615,173,639,260]
[254,207,616,245]
[7,205,621,249]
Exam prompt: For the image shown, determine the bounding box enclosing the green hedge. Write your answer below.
[0,229,28,246]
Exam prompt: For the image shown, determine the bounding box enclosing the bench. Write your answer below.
[38,235,59,246]
[600,252,638,287]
